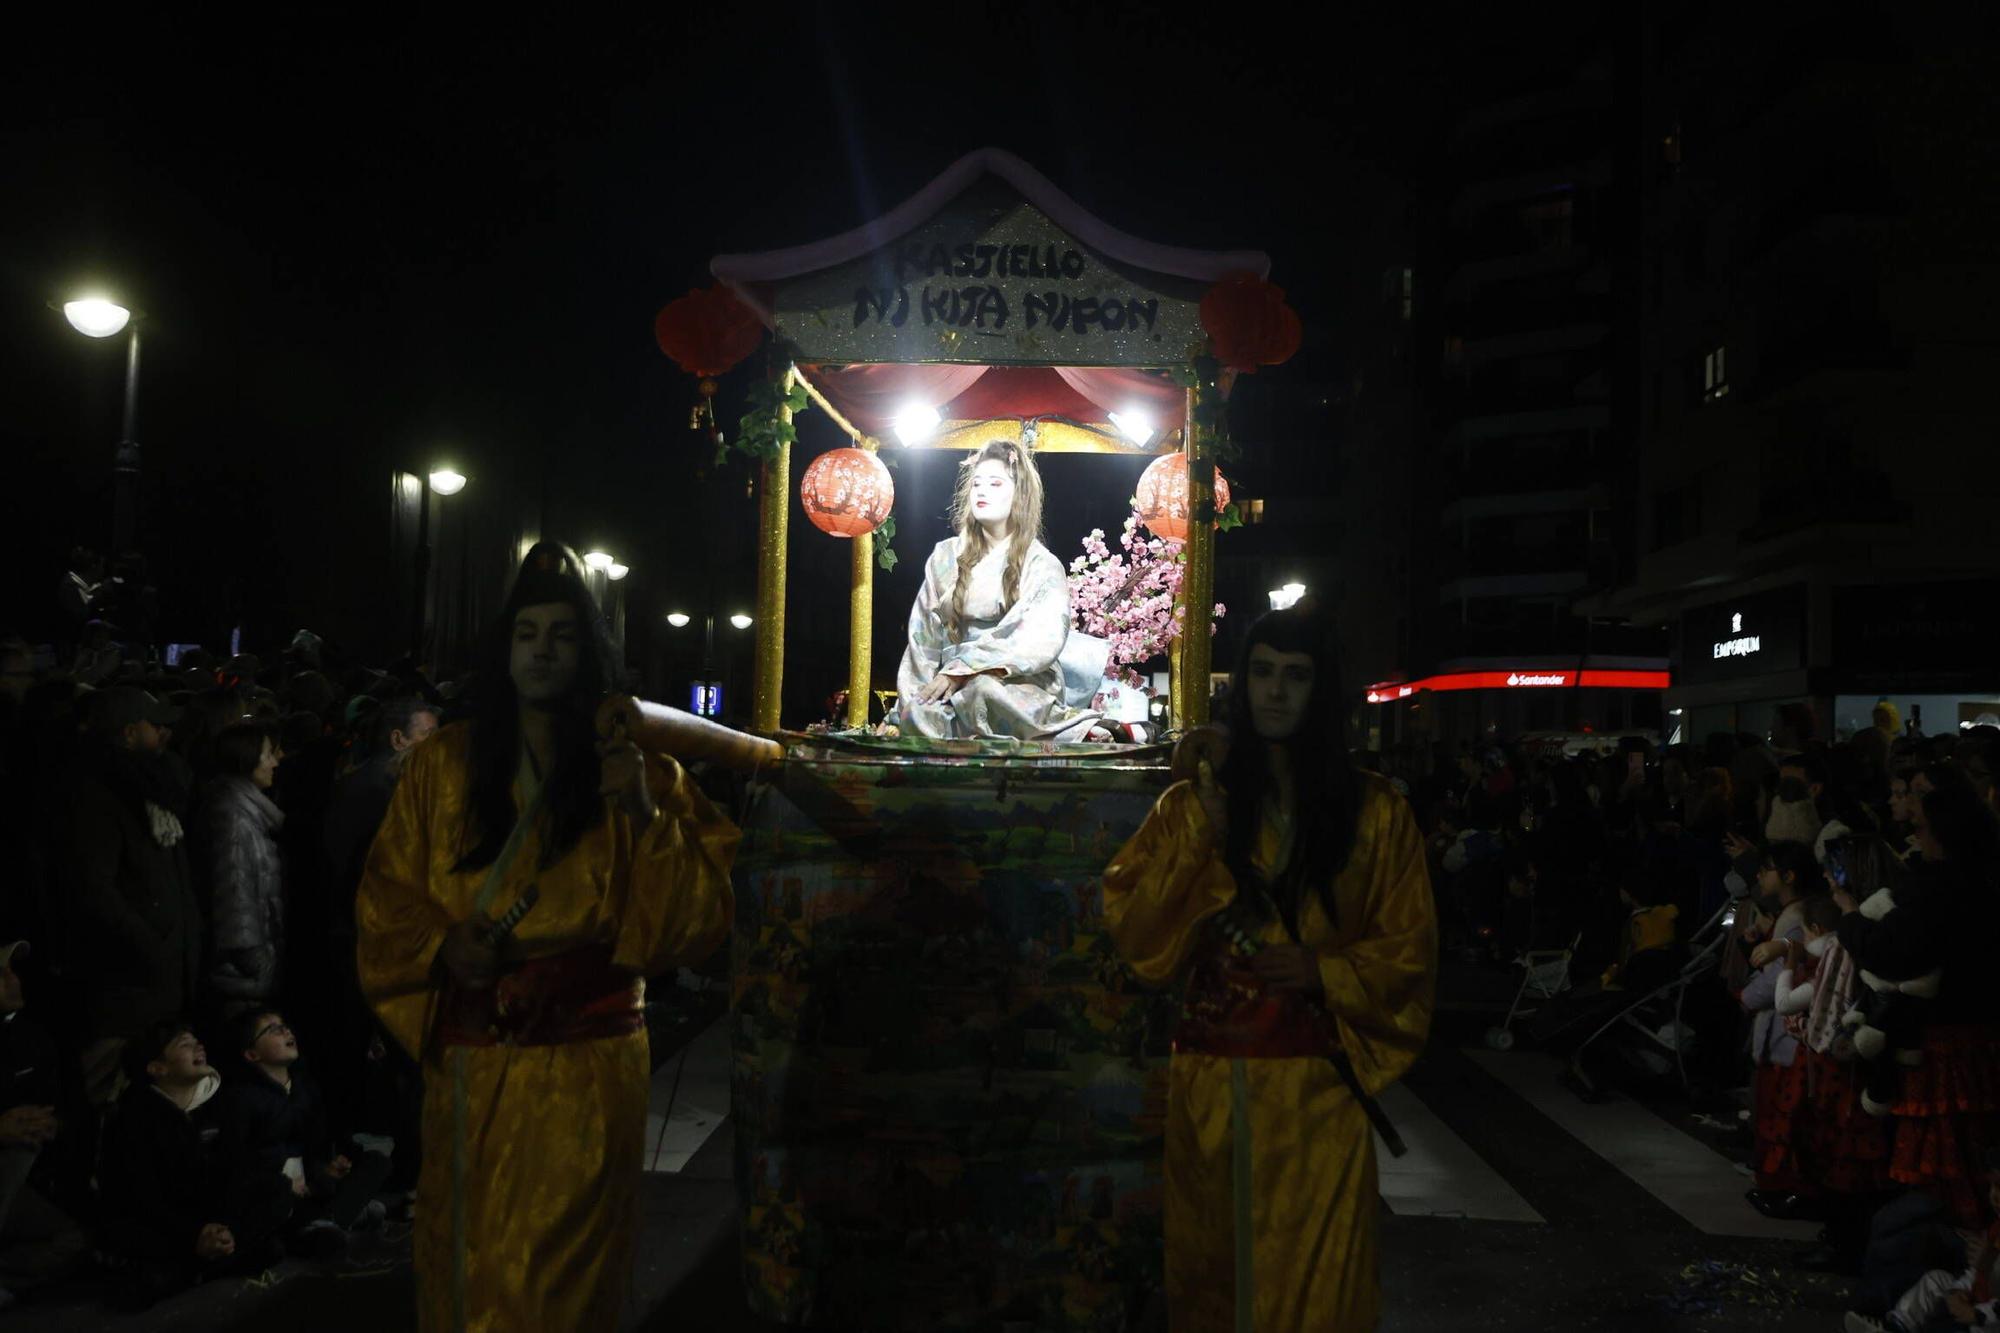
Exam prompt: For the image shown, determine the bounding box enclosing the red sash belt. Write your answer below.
[1172,950,1341,1060]
[437,942,644,1048]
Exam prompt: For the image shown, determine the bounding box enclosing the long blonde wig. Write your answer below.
[946,439,1045,640]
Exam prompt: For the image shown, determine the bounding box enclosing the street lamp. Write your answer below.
[730,613,754,630]
[1269,581,1307,611]
[58,295,142,553]
[583,551,614,572]
[409,465,469,661]
[666,612,691,629]
[63,299,131,338]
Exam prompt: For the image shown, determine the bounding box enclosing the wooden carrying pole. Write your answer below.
[598,695,783,774]
[751,367,795,733]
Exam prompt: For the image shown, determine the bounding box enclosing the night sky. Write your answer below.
[0,9,1556,686]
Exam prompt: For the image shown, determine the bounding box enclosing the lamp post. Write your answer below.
[59,298,141,554]
[1268,581,1307,611]
[668,609,752,717]
[410,468,468,663]
[578,552,630,667]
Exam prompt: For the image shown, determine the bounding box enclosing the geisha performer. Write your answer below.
[895,439,1102,741]
[1102,604,1437,1331]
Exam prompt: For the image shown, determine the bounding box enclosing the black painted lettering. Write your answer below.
[1007,244,1028,277]
[921,285,952,325]
[973,244,997,278]
[953,243,976,277]
[1060,250,1085,279]
[1025,291,1055,329]
[1071,296,1101,332]
[977,286,1008,328]
[1131,298,1157,331]
[854,287,895,327]
[925,244,950,277]
[1100,298,1125,331]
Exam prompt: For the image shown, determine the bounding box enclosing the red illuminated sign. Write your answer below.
[1364,668,1670,703]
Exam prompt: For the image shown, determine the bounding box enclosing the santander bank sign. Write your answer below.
[1505,673,1569,687]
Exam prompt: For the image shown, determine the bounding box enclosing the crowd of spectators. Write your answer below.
[1377,700,2000,1324]
[0,608,446,1311]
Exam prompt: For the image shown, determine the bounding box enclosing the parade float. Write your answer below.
[652,148,1299,1330]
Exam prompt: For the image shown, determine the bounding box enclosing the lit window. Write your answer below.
[1702,345,1729,402]
[1400,267,1414,322]
[1243,498,1266,525]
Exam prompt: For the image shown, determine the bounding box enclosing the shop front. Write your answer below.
[1364,660,1671,748]
[1667,579,2000,746]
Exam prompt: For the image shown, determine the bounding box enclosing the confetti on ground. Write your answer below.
[1659,1259,1797,1318]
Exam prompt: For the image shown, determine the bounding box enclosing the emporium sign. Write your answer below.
[1679,585,1805,685]
[1712,612,1761,660]
[769,177,1206,366]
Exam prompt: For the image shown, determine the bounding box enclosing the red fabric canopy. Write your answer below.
[799,364,1184,441]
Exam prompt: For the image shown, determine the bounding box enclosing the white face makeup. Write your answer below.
[1246,644,1315,741]
[968,458,1016,534]
[510,603,583,704]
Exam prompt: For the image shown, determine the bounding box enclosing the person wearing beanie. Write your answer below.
[356,542,738,1332]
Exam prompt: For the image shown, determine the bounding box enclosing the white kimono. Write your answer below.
[896,536,1102,741]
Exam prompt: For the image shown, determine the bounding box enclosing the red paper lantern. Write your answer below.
[801,447,894,538]
[1199,271,1302,373]
[653,284,764,379]
[1134,454,1231,543]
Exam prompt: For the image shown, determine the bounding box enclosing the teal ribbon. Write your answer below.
[1231,1057,1253,1333]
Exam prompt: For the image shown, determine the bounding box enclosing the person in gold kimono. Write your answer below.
[1104,605,1436,1332]
[356,543,737,1333]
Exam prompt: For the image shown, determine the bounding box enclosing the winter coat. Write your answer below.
[1742,900,1807,1065]
[202,776,286,1005]
[210,1063,340,1197]
[323,750,400,906]
[97,1072,224,1262]
[56,743,203,1040]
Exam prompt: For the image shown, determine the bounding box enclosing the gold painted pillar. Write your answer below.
[1174,378,1218,729]
[752,367,794,733]
[846,442,877,729]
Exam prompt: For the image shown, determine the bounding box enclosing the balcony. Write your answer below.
[1446,405,1610,447]
[1437,539,1593,583]
[1444,246,1591,302]
[1439,489,1599,526]
[1463,322,1610,370]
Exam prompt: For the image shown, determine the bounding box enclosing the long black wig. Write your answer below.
[452,542,623,874]
[1217,604,1363,938]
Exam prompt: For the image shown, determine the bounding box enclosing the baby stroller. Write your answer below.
[1483,931,1582,1051]
[1562,895,1736,1098]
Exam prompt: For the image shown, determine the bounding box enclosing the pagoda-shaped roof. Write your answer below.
[710,149,1269,370]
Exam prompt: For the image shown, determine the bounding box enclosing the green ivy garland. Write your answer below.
[719,377,810,467]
